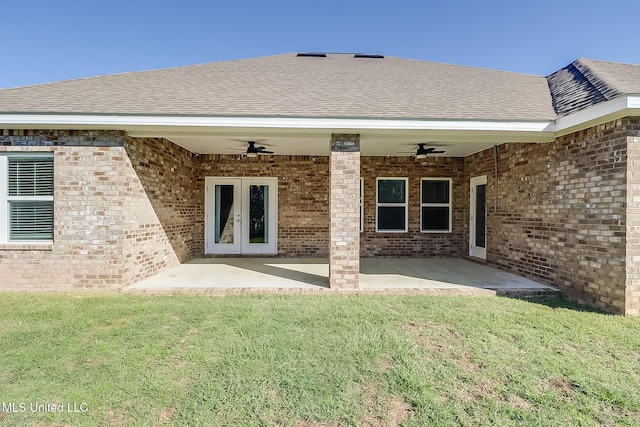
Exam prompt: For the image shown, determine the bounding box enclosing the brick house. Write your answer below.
[0,53,639,315]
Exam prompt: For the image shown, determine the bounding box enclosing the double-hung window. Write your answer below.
[0,154,54,242]
[421,178,451,232]
[376,178,407,232]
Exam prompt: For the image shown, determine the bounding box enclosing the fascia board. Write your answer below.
[554,95,640,136]
[3,97,638,139]
[0,114,553,134]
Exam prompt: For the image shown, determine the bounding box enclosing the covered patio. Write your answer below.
[125,258,559,297]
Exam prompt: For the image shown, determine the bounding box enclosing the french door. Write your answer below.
[205,177,277,254]
[469,175,487,259]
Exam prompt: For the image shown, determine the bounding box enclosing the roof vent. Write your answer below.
[354,54,384,59]
[296,52,327,58]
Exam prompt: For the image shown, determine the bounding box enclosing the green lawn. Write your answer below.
[0,294,639,426]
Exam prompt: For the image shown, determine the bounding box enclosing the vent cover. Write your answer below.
[354,54,384,59]
[296,52,327,58]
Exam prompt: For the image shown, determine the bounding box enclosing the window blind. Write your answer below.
[8,157,54,196]
[9,201,54,240]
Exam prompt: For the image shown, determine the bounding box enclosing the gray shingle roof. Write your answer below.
[547,58,640,116]
[0,53,557,121]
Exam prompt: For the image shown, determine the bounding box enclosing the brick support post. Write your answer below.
[626,136,640,316]
[329,134,360,289]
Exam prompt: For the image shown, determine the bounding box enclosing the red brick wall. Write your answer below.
[466,118,640,314]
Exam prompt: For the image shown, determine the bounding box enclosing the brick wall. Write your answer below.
[360,156,466,257]
[1,129,125,147]
[124,138,204,269]
[466,118,640,314]
[198,154,330,257]
[0,132,189,289]
[121,137,198,282]
[625,136,640,316]
[0,145,127,289]
[197,154,467,258]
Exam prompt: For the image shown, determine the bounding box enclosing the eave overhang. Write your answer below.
[0,94,638,157]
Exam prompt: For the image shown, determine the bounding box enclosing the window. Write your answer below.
[0,154,54,242]
[421,178,451,232]
[376,178,407,232]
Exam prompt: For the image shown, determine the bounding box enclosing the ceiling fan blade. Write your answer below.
[257,150,274,154]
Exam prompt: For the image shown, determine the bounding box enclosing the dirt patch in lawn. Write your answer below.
[358,383,412,427]
[157,406,177,424]
[294,388,412,427]
[547,377,577,398]
[359,396,412,427]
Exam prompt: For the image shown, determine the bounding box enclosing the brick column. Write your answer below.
[329,134,360,289]
[626,136,640,316]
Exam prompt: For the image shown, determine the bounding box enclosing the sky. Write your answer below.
[2,0,639,89]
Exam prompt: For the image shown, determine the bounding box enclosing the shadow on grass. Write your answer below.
[500,294,609,314]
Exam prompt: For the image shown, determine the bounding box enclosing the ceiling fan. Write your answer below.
[243,140,274,157]
[409,143,445,159]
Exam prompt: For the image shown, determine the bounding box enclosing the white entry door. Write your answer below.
[205,177,278,254]
[469,175,487,259]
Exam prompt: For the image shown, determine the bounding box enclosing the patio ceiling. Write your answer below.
[128,125,555,157]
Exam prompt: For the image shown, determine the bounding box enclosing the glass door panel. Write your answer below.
[474,184,486,249]
[248,185,268,244]
[469,176,487,259]
[214,184,236,244]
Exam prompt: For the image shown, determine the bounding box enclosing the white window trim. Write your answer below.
[360,177,364,233]
[376,177,408,233]
[0,153,54,244]
[420,177,452,233]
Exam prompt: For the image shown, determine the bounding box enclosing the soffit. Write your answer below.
[155,127,554,157]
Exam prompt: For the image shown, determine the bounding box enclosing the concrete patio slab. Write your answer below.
[125,258,559,297]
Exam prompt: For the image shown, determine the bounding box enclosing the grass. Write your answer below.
[0,294,639,426]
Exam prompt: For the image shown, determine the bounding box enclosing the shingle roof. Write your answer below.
[547,58,640,116]
[0,53,557,121]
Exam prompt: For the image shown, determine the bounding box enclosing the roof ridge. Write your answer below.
[578,56,640,67]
